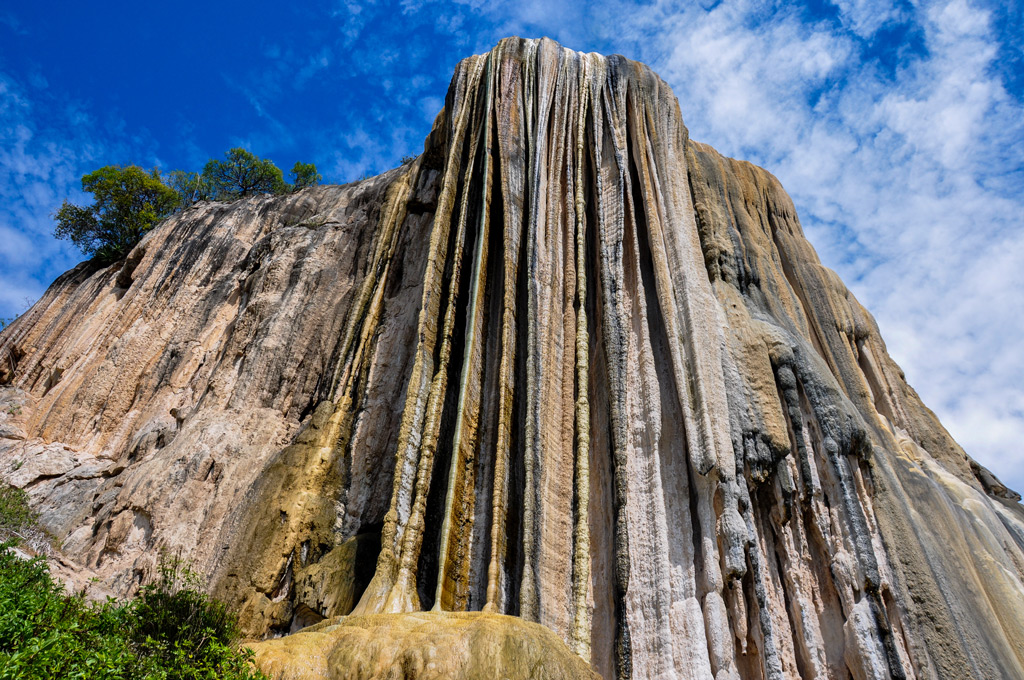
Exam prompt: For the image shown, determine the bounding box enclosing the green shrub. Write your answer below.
[0,545,142,679]
[0,543,267,679]
[289,162,321,190]
[0,486,33,536]
[0,486,52,555]
[130,554,263,680]
[203,148,287,200]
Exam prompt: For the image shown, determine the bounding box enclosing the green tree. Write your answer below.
[202,148,287,200]
[167,170,211,210]
[289,161,321,190]
[54,165,178,264]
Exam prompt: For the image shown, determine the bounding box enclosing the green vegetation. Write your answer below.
[0,542,267,680]
[290,161,321,190]
[53,149,321,263]
[54,166,179,264]
[202,148,288,201]
[166,170,211,209]
[0,483,51,570]
[0,486,36,541]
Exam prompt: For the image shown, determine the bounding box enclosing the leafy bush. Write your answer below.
[167,170,212,210]
[0,486,33,536]
[0,545,143,679]
[129,554,263,680]
[53,152,324,264]
[0,486,51,554]
[0,544,267,680]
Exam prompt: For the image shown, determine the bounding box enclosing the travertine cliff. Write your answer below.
[1,38,1022,680]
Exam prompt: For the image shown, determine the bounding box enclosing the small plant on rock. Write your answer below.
[0,485,52,555]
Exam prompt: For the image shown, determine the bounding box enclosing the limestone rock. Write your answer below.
[248,611,599,680]
[1,37,1023,680]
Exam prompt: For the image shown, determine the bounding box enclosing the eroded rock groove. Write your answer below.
[1,36,1022,680]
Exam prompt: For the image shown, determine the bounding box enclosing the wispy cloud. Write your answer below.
[0,72,90,314]
[0,70,163,317]
[479,0,1024,492]
[1,0,1019,496]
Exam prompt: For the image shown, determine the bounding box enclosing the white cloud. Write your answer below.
[481,0,1024,494]
[830,0,902,38]
[0,74,85,314]
[0,71,164,320]
[1,0,1018,498]
[418,95,443,123]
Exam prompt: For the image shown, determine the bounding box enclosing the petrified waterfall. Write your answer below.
[2,37,1023,680]
[351,39,751,676]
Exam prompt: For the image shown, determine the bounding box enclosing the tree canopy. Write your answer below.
[290,161,321,190]
[203,148,287,200]
[167,170,211,209]
[54,151,322,263]
[53,165,178,264]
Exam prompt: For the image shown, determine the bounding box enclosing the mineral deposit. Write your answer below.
[2,38,1022,680]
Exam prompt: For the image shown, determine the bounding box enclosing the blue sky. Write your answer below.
[1,0,1022,494]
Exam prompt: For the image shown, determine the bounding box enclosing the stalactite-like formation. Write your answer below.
[326,37,1022,679]
[3,36,1023,680]
[325,37,968,679]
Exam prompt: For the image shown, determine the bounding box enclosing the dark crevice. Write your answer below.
[464,116,507,611]
[504,191,530,616]
[352,523,383,609]
[415,96,487,610]
[766,214,834,378]
[583,104,618,680]
[744,496,785,680]
[869,590,909,680]
[763,492,813,680]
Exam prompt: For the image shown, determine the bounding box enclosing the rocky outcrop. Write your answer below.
[1,37,1022,680]
[248,612,599,680]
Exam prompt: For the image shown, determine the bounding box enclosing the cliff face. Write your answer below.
[1,38,1022,680]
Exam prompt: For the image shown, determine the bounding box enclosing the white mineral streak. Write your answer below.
[433,53,495,612]
[570,53,594,661]
[340,37,1024,680]
[4,36,1024,680]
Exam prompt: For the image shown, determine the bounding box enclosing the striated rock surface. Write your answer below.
[248,612,599,680]
[1,37,1023,679]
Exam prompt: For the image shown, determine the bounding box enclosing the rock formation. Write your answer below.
[2,37,1023,680]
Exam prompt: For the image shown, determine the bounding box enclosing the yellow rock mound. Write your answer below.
[248,611,599,680]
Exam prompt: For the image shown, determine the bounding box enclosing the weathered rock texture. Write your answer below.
[1,37,1023,680]
[247,611,599,680]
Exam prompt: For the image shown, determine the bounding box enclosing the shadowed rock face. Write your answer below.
[1,37,1022,680]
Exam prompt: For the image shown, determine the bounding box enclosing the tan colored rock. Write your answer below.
[247,611,599,680]
[1,37,1022,680]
